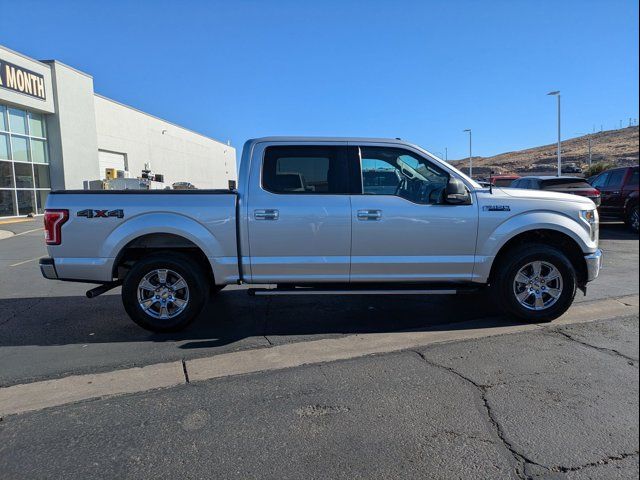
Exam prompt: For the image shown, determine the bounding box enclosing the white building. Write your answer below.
[0,44,237,218]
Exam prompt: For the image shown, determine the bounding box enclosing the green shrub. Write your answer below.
[583,162,614,178]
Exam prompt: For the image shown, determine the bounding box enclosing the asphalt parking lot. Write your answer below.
[0,218,638,387]
[0,218,638,479]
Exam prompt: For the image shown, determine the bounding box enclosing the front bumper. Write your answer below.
[585,249,603,282]
[39,257,58,280]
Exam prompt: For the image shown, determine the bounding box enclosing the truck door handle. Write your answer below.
[357,209,382,221]
[254,209,279,220]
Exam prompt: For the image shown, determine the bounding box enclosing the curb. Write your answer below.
[1,294,637,417]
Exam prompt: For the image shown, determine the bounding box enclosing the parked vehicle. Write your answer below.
[40,137,602,332]
[172,182,197,190]
[564,163,583,174]
[589,166,639,233]
[510,176,601,206]
[490,175,520,187]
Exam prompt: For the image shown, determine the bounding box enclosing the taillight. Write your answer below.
[573,189,600,197]
[44,209,69,245]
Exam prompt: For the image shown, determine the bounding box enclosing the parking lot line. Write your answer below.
[12,228,44,237]
[9,256,44,267]
[1,294,636,417]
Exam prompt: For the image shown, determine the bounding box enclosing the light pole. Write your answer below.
[445,147,448,162]
[463,129,472,177]
[547,91,561,176]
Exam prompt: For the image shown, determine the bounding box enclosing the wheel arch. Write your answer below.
[488,229,588,287]
[112,232,215,283]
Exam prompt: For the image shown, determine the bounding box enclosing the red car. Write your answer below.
[590,166,639,233]
[490,175,521,187]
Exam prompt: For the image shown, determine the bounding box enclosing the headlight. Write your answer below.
[580,209,599,242]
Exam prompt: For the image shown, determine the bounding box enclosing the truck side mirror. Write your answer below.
[445,178,471,205]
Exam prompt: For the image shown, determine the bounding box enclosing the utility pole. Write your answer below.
[577,132,593,168]
[547,91,561,176]
[445,147,448,162]
[463,129,472,177]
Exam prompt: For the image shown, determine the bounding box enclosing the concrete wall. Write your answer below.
[94,96,236,189]
[44,61,100,190]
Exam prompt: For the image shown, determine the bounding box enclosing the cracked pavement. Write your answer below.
[1,316,637,479]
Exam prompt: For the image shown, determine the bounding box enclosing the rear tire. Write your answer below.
[492,243,577,323]
[625,205,639,234]
[122,252,209,332]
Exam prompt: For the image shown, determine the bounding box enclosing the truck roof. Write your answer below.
[246,136,411,145]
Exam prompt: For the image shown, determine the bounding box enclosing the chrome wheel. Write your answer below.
[137,269,189,320]
[631,207,639,232]
[513,261,563,311]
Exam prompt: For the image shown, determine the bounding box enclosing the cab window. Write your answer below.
[262,146,350,194]
[359,147,449,205]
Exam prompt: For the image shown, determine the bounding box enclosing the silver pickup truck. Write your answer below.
[40,137,602,332]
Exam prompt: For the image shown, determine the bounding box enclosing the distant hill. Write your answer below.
[450,126,639,177]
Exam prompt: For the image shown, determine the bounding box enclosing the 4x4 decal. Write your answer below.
[77,209,124,219]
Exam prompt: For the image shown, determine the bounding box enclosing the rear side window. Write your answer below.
[628,169,639,186]
[541,179,591,189]
[262,146,350,194]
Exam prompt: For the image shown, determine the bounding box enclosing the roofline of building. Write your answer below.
[94,93,231,148]
[0,44,230,149]
[40,59,93,79]
[0,44,52,69]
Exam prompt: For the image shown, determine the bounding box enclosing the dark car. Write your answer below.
[589,166,639,233]
[510,176,601,206]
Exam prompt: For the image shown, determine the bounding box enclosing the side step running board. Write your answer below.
[249,288,458,296]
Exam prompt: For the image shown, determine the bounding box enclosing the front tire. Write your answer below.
[492,244,577,323]
[122,252,209,332]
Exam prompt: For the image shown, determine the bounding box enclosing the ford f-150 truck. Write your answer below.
[40,137,603,332]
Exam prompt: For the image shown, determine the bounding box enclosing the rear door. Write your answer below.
[599,169,626,216]
[349,144,479,282]
[246,143,354,283]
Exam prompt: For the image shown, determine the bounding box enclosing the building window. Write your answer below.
[0,104,50,217]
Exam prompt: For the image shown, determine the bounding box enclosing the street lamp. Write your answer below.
[463,129,472,177]
[547,91,561,176]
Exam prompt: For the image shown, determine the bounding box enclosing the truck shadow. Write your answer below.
[0,289,522,350]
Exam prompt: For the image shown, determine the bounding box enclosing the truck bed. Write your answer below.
[45,190,240,284]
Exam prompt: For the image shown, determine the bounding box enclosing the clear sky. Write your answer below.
[1,0,638,159]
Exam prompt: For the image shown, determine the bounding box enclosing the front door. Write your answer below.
[246,144,353,283]
[349,145,479,282]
